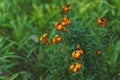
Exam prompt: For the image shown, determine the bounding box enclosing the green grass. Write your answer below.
[0,0,120,80]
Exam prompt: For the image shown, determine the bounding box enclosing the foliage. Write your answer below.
[0,0,120,80]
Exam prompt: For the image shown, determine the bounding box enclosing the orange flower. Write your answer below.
[54,22,63,30]
[61,16,72,26]
[61,21,66,26]
[52,37,57,44]
[75,62,82,69]
[57,24,63,30]
[71,51,80,59]
[54,17,72,30]
[96,50,102,55]
[40,33,48,41]
[52,35,62,44]
[97,16,106,26]
[62,5,71,13]
[70,62,82,72]
[62,2,72,13]
[61,16,68,26]
[56,36,62,42]
[66,20,72,25]
[55,35,62,42]
[76,49,84,55]
[72,49,83,59]
[62,16,69,22]
[54,22,60,27]
[40,33,50,45]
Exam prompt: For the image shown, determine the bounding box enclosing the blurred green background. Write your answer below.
[0,0,120,40]
[0,0,120,80]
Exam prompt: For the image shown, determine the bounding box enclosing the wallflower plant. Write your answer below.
[0,0,120,80]
[40,2,106,73]
[39,1,118,80]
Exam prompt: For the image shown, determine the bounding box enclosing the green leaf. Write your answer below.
[112,41,120,66]
[8,73,19,80]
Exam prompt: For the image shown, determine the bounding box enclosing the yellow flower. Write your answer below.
[71,50,81,59]
[40,33,51,45]
[71,49,84,59]
[76,50,84,55]
[70,62,82,72]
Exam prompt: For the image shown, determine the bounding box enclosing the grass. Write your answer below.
[0,0,120,80]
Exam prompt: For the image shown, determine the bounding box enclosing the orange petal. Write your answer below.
[42,33,48,39]
[69,64,75,71]
[56,25,63,30]
[73,67,78,72]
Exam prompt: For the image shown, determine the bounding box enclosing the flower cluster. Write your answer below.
[40,33,62,45]
[54,2,72,32]
[40,2,72,45]
[54,16,72,31]
[70,44,83,72]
